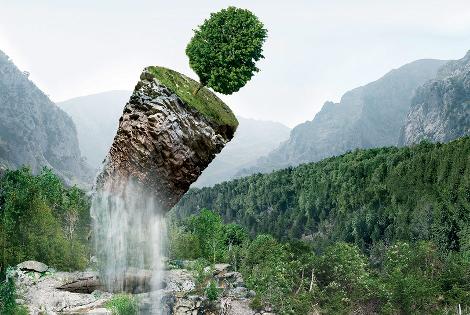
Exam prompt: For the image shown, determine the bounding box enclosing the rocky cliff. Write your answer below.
[237,59,446,176]
[399,51,470,145]
[96,66,237,211]
[0,50,92,185]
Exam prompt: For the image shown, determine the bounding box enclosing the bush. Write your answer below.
[0,168,90,271]
[0,278,16,315]
[105,294,138,315]
[205,280,219,301]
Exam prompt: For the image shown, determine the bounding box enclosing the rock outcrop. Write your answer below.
[399,51,470,145]
[0,50,93,186]
[12,261,261,315]
[95,67,237,211]
[236,59,446,177]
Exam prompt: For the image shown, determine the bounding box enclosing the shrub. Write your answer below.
[105,294,138,315]
[205,280,219,301]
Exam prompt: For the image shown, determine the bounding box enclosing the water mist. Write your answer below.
[91,180,166,313]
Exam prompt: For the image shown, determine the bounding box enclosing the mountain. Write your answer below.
[173,136,470,246]
[58,90,131,170]
[400,51,470,145]
[193,117,290,187]
[237,59,447,176]
[0,50,92,185]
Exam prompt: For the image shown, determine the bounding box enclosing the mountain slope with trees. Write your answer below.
[0,50,92,185]
[173,136,470,253]
[237,58,446,176]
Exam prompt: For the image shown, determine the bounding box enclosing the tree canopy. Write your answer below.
[186,6,267,95]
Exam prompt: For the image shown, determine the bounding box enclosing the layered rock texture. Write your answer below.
[400,51,470,145]
[237,59,446,176]
[96,67,237,211]
[0,50,92,185]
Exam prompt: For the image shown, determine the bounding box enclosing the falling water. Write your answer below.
[91,179,166,313]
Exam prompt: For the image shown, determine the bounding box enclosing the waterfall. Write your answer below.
[91,179,166,313]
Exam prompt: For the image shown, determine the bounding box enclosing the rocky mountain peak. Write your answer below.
[0,49,92,186]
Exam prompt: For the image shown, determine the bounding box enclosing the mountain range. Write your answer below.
[236,58,448,177]
[0,50,91,186]
[2,50,469,188]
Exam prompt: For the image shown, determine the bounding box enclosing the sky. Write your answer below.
[1,0,470,127]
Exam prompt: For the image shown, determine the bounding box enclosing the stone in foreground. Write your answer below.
[17,261,48,273]
[95,66,238,211]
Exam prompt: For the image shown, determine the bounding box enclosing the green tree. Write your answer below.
[189,209,225,263]
[186,6,267,95]
[0,168,90,271]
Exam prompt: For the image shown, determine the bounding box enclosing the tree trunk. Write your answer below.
[193,82,203,95]
[309,268,316,292]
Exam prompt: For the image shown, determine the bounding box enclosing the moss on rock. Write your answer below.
[146,66,238,132]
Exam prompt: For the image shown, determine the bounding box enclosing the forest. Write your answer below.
[173,137,470,254]
[1,138,470,314]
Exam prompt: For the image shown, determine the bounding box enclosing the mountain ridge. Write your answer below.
[0,49,92,185]
[236,58,447,177]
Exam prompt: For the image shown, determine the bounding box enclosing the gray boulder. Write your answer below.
[16,261,48,273]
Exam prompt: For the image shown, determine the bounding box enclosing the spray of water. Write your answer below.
[91,179,166,313]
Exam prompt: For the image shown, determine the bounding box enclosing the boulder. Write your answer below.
[16,261,48,273]
[95,66,237,212]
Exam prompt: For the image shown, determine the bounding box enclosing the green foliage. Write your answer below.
[0,278,16,315]
[147,66,238,132]
[174,137,470,254]
[0,167,91,271]
[167,224,201,260]
[186,6,267,95]
[105,294,138,315]
[188,209,226,263]
[170,137,470,314]
[205,280,219,301]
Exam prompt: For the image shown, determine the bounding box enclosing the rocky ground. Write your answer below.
[10,261,273,315]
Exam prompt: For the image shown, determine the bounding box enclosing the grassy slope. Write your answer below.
[147,66,238,131]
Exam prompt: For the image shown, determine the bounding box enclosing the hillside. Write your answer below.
[0,50,92,185]
[58,90,131,170]
[173,136,470,251]
[193,117,290,187]
[237,58,446,176]
[400,51,470,145]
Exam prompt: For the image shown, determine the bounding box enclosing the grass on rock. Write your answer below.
[105,294,138,315]
[147,66,238,130]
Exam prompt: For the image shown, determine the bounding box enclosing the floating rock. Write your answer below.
[95,67,237,212]
[16,261,48,273]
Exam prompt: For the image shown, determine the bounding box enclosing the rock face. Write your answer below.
[399,51,470,145]
[0,50,93,186]
[237,59,446,177]
[95,68,237,211]
[16,261,49,273]
[12,261,260,315]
